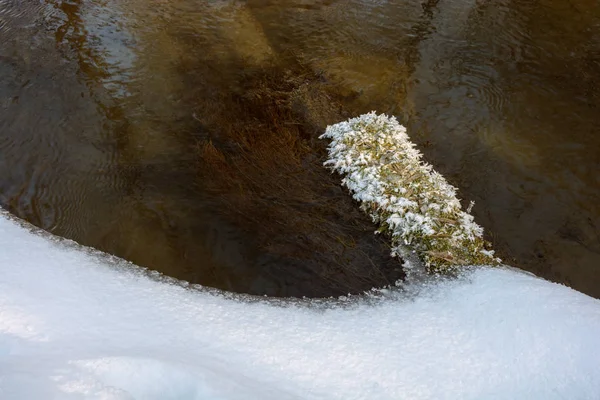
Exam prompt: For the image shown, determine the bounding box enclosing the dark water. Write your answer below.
[1,0,599,298]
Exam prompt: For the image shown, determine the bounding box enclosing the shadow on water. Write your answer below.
[0,0,599,297]
[0,0,405,297]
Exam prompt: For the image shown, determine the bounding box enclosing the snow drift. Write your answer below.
[1,210,600,399]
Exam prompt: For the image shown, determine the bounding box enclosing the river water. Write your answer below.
[1,0,598,298]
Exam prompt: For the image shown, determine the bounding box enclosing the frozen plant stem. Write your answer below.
[320,112,500,273]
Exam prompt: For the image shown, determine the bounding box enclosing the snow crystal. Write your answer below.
[320,112,500,273]
[1,210,599,399]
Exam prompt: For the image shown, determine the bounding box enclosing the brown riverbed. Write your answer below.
[1,0,599,298]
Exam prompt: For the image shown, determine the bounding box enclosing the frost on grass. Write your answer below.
[320,112,500,273]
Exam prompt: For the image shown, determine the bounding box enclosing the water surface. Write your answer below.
[1,0,599,297]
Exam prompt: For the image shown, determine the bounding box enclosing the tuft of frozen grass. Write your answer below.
[320,112,500,273]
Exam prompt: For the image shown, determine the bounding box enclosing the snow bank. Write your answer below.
[1,210,600,399]
[321,112,499,272]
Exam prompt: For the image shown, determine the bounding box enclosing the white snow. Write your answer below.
[1,209,600,400]
[320,113,500,272]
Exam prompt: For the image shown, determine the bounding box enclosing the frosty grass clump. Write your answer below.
[320,112,500,273]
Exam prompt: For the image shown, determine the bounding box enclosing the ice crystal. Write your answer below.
[320,112,500,273]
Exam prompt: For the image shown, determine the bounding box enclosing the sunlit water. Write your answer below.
[1,0,598,297]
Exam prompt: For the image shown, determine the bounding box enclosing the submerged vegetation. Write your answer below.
[192,67,404,297]
[321,113,501,273]
[192,63,497,292]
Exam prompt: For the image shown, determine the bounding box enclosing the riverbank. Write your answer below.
[1,210,599,399]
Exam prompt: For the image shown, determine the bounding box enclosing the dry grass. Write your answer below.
[321,113,501,274]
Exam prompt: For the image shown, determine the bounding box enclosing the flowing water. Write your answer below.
[1,0,599,297]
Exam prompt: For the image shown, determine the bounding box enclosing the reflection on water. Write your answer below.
[0,0,598,297]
